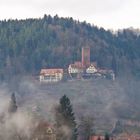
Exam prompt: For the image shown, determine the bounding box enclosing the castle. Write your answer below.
[67,47,114,80]
[39,47,115,83]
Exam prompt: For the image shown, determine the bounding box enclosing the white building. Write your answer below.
[68,62,83,74]
[39,69,63,83]
[86,64,97,74]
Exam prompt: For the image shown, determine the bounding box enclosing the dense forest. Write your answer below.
[0,14,140,80]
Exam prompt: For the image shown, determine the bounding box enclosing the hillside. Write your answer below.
[0,15,140,81]
[1,77,140,134]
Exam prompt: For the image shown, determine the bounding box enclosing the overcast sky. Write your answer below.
[0,0,140,30]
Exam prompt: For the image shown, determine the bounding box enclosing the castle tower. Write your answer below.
[82,47,90,68]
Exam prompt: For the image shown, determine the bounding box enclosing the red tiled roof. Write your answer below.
[40,68,63,75]
[36,121,50,129]
[90,135,105,140]
[74,61,82,66]
[116,133,140,140]
[90,62,97,67]
[70,64,83,69]
[69,61,83,69]
[33,121,55,137]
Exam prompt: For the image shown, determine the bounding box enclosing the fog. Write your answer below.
[0,77,140,138]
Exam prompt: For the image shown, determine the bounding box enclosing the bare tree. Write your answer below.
[78,115,94,140]
[8,92,18,113]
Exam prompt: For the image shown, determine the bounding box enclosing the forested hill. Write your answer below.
[0,14,140,80]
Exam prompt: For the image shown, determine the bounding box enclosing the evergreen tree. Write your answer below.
[8,92,18,113]
[105,133,110,140]
[111,120,123,135]
[60,95,74,120]
[55,95,78,140]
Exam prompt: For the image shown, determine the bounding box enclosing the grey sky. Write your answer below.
[0,0,140,29]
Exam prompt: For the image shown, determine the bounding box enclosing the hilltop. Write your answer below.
[0,15,140,81]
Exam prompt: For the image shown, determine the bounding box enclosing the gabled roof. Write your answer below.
[69,61,83,69]
[40,68,63,75]
[32,121,55,138]
[90,135,105,140]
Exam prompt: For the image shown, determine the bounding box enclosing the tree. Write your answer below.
[105,133,110,140]
[97,136,101,140]
[8,92,18,113]
[55,95,78,140]
[111,120,123,135]
[78,115,94,140]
